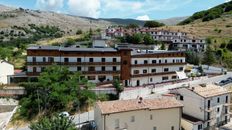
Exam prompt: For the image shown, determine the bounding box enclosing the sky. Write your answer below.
[0,0,230,20]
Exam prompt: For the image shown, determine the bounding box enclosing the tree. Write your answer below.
[30,115,76,130]
[203,46,216,65]
[19,65,96,119]
[144,21,165,28]
[131,33,143,44]
[76,29,82,35]
[143,34,155,45]
[113,79,124,96]
[127,23,139,28]
[186,51,200,65]
[160,43,166,50]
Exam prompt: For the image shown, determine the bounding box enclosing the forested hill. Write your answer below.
[179,1,232,25]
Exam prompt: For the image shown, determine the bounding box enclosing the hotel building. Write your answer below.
[26,46,186,87]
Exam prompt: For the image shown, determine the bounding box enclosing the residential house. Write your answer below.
[0,60,14,84]
[94,97,183,130]
[170,84,231,130]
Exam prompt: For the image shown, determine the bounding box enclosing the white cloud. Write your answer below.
[101,0,192,18]
[136,15,150,21]
[36,0,63,11]
[225,0,231,2]
[67,0,101,18]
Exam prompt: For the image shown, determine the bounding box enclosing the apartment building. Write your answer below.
[170,37,206,52]
[105,27,206,52]
[94,97,183,130]
[26,46,186,87]
[170,84,231,130]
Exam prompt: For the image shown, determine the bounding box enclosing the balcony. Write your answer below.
[131,62,186,67]
[27,62,121,66]
[82,71,120,75]
[131,71,176,78]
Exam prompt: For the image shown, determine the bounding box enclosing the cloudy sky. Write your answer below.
[0,0,230,20]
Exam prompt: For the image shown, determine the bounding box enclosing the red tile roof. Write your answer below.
[96,97,183,114]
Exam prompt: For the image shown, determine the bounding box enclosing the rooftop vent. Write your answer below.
[138,97,143,104]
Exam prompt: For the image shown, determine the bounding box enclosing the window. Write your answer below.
[165,59,167,63]
[43,57,46,62]
[152,69,156,73]
[152,60,156,64]
[64,58,69,62]
[113,58,117,62]
[172,76,177,79]
[89,58,93,62]
[88,76,95,80]
[179,67,184,71]
[143,69,148,74]
[33,67,37,72]
[207,100,211,108]
[164,68,169,72]
[180,95,184,101]
[77,58,81,62]
[180,59,183,63]
[162,76,169,80]
[217,107,220,113]
[77,66,81,71]
[225,106,228,114]
[88,66,95,71]
[98,76,106,82]
[150,78,153,82]
[134,70,139,74]
[131,116,135,122]
[102,58,105,62]
[198,124,202,130]
[153,127,157,130]
[144,60,148,64]
[48,57,54,62]
[113,66,117,71]
[102,66,105,71]
[134,60,138,64]
[171,126,174,130]
[115,119,119,129]
[150,115,153,120]
[226,96,228,103]
[32,57,36,62]
[217,97,220,103]
[159,60,162,63]
[173,59,175,63]
[41,67,45,72]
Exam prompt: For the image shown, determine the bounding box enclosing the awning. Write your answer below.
[176,71,188,80]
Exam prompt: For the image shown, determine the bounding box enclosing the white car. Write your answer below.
[59,111,70,117]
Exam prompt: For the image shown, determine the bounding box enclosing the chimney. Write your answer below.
[138,97,143,104]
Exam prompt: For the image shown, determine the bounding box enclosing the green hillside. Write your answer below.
[179,1,232,25]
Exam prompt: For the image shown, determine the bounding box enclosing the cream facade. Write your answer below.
[0,60,14,84]
[94,98,183,130]
[170,84,231,129]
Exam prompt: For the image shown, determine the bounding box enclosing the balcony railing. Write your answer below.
[131,62,186,67]
[27,62,121,66]
[131,71,176,78]
[27,71,121,76]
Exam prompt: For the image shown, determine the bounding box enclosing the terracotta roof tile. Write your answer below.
[96,97,183,115]
[189,84,230,98]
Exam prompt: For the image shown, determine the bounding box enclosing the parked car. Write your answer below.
[59,111,70,117]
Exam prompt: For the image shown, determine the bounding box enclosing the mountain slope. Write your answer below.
[179,1,232,25]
